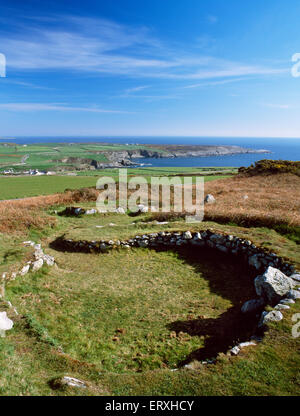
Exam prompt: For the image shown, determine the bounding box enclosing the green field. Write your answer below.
[0,142,168,172]
[0,169,235,200]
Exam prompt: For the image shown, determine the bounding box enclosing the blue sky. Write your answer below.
[0,0,300,137]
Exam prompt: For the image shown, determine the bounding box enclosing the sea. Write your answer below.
[3,136,300,168]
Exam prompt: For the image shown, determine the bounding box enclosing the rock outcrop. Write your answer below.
[254,267,294,305]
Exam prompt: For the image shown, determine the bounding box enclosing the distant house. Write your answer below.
[3,168,14,175]
[29,169,45,176]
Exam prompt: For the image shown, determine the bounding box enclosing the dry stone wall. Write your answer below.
[52,229,300,360]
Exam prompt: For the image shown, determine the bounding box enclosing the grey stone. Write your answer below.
[138,240,149,248]
[137,204,149,213]
[10,272,17,280]
[23,241,35,246]
[216,244,228,253]
[19,264,30,276]
[249,254,262,270]
[290,273,300,283]
[85,209,97,215]
[287,289,300,300]
[210,234,225,244]
[191,239,205,247]
[280,298,295,305]
[258,310,283,327]
[52,376,87,389]
[183,231,193,240]
[241,298,265,314]
[204,194,216,204]
[254,267,294,304]
[34,249,44,259]
[115,207,126,214]
[274,304,290,310]
[0,311,13,337]
[43,255,55,266]
[230,346,240,355]
[238,341,257,348]
[207,241,215,249]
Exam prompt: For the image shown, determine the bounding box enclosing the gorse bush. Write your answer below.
[239,159,300,176]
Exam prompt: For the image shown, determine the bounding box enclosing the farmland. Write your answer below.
[0,168,235,200]
[0,142,160,172]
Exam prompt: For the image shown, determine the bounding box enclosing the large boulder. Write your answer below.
[254,266,294,305]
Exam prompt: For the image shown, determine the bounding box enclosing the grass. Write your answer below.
[0,170,232,200]
[203,172,300,228]
[0,175,101,200]
[1,212,299,395]
[8,247,257,373]
[0,172,299,395]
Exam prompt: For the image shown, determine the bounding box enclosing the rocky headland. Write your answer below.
[59,145,270,169]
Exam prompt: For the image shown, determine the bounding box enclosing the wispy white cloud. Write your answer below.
[121,94,180,101]
[123,85,150,95]
[0,103,132,113]
[262,103,293,109]
[0,15,287,82]
[121,85,180,100]
[183,77,248,89]
[3,79,53,89]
